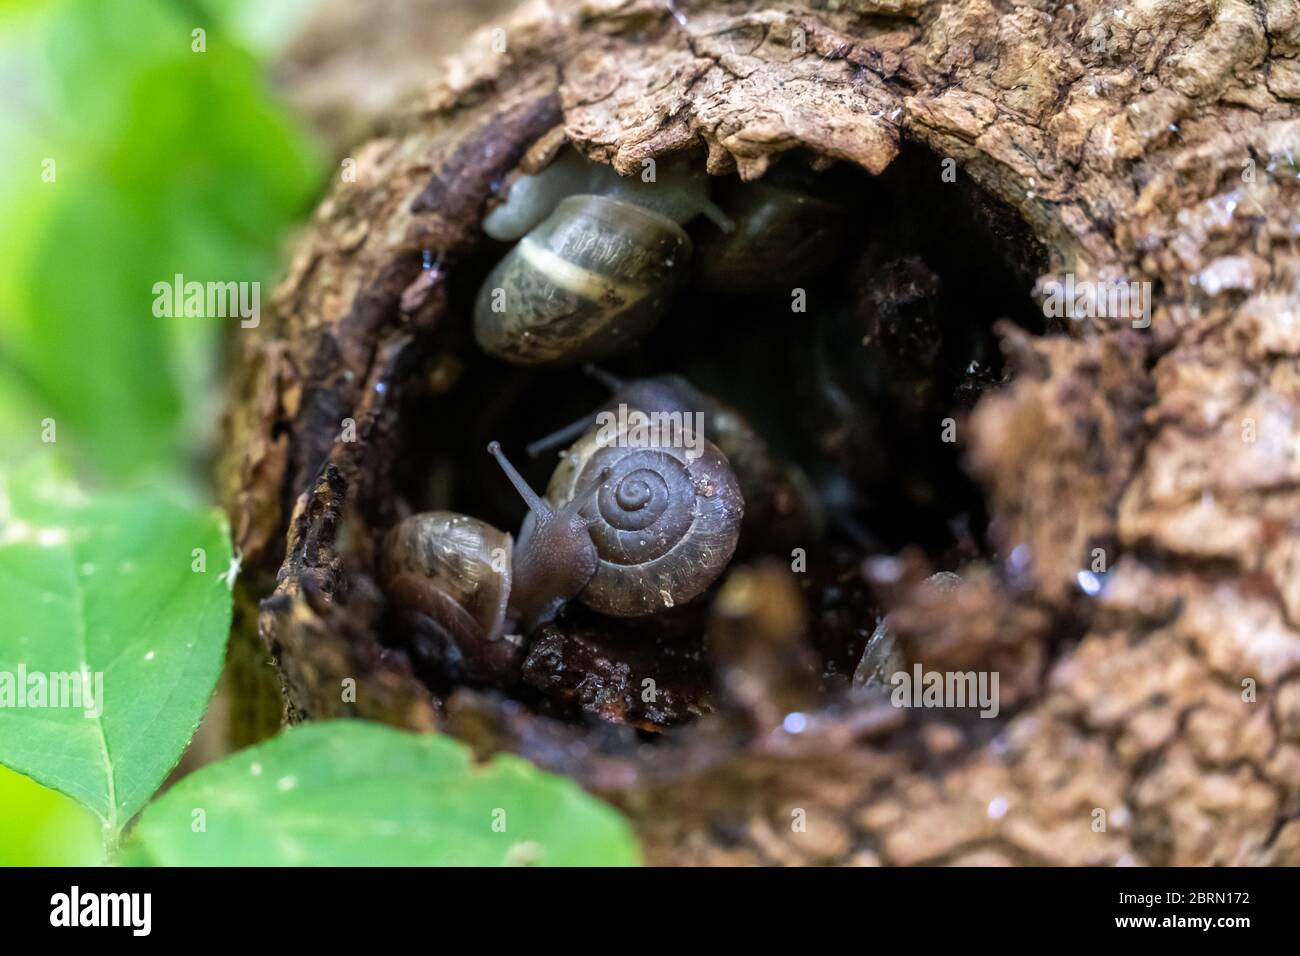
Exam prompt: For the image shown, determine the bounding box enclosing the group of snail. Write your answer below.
[383,146,847,684]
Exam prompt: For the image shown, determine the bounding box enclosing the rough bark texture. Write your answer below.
[217,0,1300,865]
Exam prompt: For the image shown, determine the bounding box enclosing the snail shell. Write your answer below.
[382,512,512,639]
[693,180,846,293]
[541,421,744,617]
[381,511,521,681]
[474,195,692,366]
[610,374,770,498]
[529,370,815,548]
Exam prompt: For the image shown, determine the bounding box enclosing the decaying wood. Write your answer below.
[217,0,1300,865]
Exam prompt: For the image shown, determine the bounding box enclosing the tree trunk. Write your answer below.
[216,0,1300,865]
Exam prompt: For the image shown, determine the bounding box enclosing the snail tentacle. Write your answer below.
[525,413,599,460]
[488,441,600,631]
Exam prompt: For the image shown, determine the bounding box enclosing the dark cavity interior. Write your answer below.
[383,144,1047,729]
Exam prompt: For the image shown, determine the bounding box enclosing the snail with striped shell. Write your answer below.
[473,147,732,366]
[383,434,743,681]
[474,144,850,365]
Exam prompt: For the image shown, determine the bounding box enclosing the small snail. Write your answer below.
[383,510,524,682]
[692,179,847,294]
[383,435,743,680]
[473,195,694,365]
[474,146,732,366]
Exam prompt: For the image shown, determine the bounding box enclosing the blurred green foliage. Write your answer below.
[0,0,323,480]
[0,0,642,870]
[0,765,102,866]
[0,0,322,864]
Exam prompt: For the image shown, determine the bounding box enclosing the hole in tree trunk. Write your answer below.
[379,143,1048,731]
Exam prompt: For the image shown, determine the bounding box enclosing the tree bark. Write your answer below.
[217,0,1300,865]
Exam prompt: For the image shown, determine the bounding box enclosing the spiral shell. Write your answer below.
[610,374,771,497]
[543,424,744,617]
[474,195,692,366]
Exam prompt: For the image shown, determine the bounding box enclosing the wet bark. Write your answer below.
[217,0,1300,865]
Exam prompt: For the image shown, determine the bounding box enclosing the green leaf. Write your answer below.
[126,721,641,866]
[0,457,233,840]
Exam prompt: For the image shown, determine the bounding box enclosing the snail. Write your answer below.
[382,510,523,682]
[473,195,694,366]
[473,147,733,366]
[692,178,847,294]
[383,434,743,680]
[536,404,744,617]
[527,367,819,549]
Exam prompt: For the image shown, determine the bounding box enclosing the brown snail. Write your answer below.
[474,147,735,366]
[692,179,847,294]
[474,146,849,364]
[473,196,694,366]
[536,407,744,617]
[382,511,523,682]
[383,434,743,681]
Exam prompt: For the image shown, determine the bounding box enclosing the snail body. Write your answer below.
[473,195,692,365]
